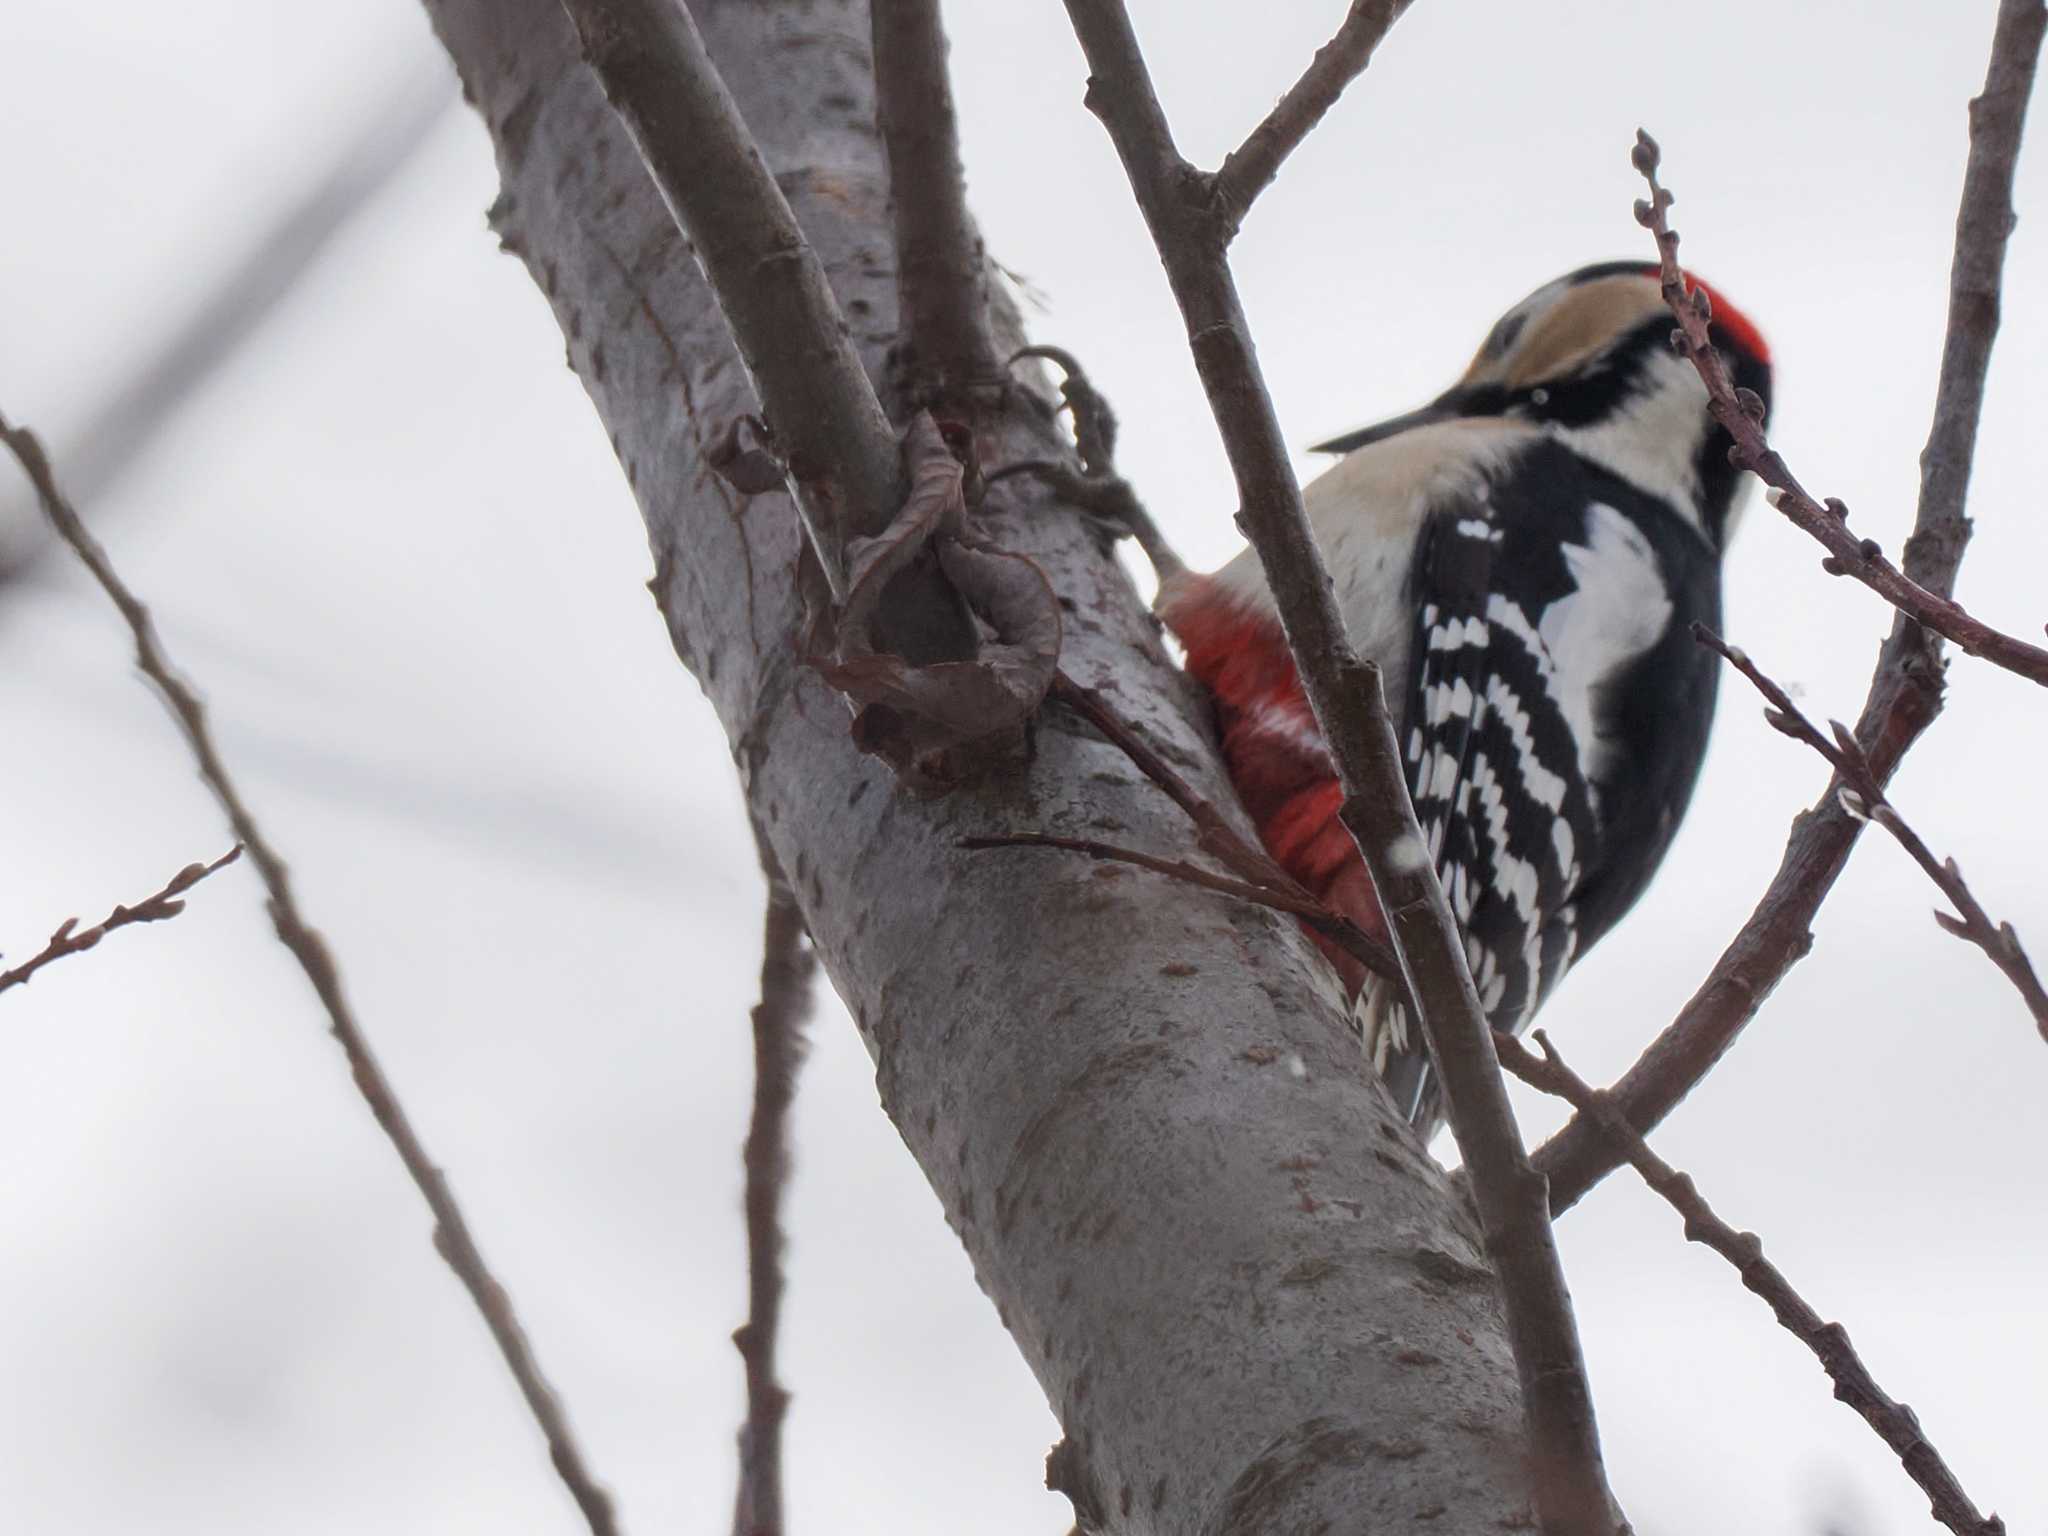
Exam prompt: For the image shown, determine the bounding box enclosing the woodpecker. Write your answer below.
[1154,261,1772,1131]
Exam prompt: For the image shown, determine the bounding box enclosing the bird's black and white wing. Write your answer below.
[1369,443,1686,1125]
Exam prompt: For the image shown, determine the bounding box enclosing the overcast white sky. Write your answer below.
[2,2,2043,1533]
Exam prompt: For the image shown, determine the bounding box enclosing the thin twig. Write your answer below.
[1211,0,1414,235]
[1050,669,1291,893]
[962,830,1401,981]
[0,416,622,1536]
[1696,624,2048,1039]
[1027,670,1406,976]
[733,842,816,1536]
[1498,1030,2006,1536]
[1058,6,1621,1530]
[1534,1,2046,1213]
[871,0,1001,397]
[1632,127,2048,689]
[0,846,242,996]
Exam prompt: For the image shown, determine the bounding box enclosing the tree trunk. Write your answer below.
[420,0,1535,1526]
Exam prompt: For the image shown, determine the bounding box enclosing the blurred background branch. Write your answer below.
[0,60,454,580]
[1,414,622,1536]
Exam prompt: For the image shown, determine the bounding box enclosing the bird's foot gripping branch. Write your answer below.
[987,345,1187,583]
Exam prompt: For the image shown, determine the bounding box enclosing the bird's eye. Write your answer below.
[1529,386,1550,406]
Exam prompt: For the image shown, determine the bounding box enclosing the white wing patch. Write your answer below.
[1540,502,1673,779]
[1487,502,1671,791]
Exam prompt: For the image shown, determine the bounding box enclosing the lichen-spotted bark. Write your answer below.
[421,0,1535,1526]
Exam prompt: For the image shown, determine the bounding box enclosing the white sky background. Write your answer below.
[1,1,2043,1532]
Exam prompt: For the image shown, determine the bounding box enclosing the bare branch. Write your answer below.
[1696,624,2048,1039]
[1499,1030,2007,1536]
[871,0,1001,397]
[1058,4,1620,1529]
[555,0,896,595]
[0,417,622,1536]
[1534,2,2046,1212]
[1211,0,1415,234]
[1632,119,2048,689]
[732,842,815,1536]
[557,0,974,667]
[1914,0,2048,595]
[0,846,242,996]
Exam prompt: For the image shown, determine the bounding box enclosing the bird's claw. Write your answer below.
[992,345,1183,583]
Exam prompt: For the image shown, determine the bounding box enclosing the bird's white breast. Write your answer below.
[1204,418,1537,702]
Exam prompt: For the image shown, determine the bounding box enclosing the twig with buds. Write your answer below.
[1534,2,2045,1214]
[1498,1029,2007,1536]
[0,414,623,1536]
[1632,127,2048,689]
[1696,624,2048,1040]
[0,846,242,996]
[732,841,815,1536]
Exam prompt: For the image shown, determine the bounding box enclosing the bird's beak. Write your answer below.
[1309,387,1470,455]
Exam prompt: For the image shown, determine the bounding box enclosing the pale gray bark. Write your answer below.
[421,0,1534,1527]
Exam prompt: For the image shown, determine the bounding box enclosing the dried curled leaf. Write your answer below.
[707,414,788,494]
[808,413,1061,785]
[837,416,965,647]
